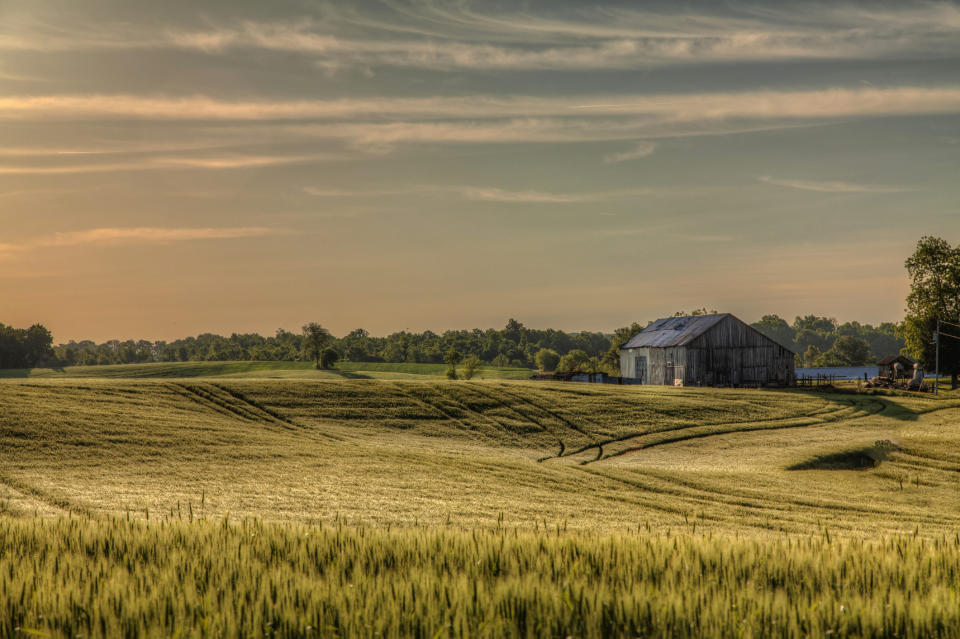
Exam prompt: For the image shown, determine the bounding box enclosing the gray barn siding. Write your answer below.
[685,316,793,386]
[619,314,794,386]
[620,346,686,384]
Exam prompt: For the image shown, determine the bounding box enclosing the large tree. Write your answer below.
[903,236,960,388]
[0,322,53,369]
[302,322,334,369]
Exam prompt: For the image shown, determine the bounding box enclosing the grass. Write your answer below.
[3,375,960,636]
[0,360,533,380]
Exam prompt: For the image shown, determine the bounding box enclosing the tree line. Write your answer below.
[1,314,904,374]
[5,235,957,381]
[36,319,611,371]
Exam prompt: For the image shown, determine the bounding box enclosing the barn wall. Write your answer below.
[621,346,686,384]
[619,347,650,379]
[685,315,794,386]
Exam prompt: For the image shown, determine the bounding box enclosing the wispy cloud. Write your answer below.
[0,227,285,257]
[457,187,595,203]
[8,3,954,70]
[0,153,329,175]
[303,184,649,203]
[302,186,418,198]
[4,87,958,124]
[603,141,657,163]
[757,175,913,193]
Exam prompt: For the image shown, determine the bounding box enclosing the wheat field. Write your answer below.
[2,375,960,636]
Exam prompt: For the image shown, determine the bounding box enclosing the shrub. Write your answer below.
[461,355,482,380]
[320,347,340,369]
[534,348,560,372]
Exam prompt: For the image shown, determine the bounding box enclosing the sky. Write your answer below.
[1,0,959,342]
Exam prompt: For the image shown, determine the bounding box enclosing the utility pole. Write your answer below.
[934,318,940,395]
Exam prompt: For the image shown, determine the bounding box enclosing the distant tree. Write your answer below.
[674,308,717,317]
[862,322,905,360]
[600,322,645,375]
[118,342,138,364]
[902,236,960,388]
[444,348,462,379]
[794,327,834,355]
[491,353,510,368]
[556,349,593,373]
[534,348,560,372]
[793,315,838,334]
[751,315,796,350]
[503,318,526,343]
[824,335,872,366]
[320,347,339,369]
[302,322,333,369]
[0,323,53,368]
[461,354,482,380]
[802,345,821,367]
[23,323,54,367]
[815,349,846,367]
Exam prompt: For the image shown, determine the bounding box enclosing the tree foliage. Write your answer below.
[903,236,960,387]
[0,323,53,368]
[460,355,482,380]
[302,323,333,369]
[534,348,560,372]
[556,349,597,373]
[320,347,340,370]
[444,348,462,380]
[750,314,905,366]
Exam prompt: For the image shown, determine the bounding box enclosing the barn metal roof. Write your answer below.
[620,314,729,349]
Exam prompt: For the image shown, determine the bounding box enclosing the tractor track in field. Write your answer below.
[463,384,577,455]
[577,398,886,465]
[575,466,818,532]
[433,383,547,441]
[537,399,860,465]
[167,383,342,441]
[461,384,551,434]
[0,471,93,517]
[887,450,960,476]
[492,384,600,442]
[579,465,960,533]
[388,383,476,432]
[620,466,960,528]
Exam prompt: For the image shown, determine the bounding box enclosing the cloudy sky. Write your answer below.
[1,0,959,341]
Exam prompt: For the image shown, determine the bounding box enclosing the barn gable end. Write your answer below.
[620,313,795,386]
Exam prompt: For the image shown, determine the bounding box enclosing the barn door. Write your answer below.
[634,356,647,383]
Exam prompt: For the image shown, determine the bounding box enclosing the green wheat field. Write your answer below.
[3,362,960,637]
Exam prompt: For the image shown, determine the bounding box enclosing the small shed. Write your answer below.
[877,355,914,379]
[619,313,794,387]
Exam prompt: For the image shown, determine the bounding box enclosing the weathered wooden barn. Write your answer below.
[619,314,795,386]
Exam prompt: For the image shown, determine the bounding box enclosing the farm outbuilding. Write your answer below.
[877,355,914,379]
[619,313,795,387]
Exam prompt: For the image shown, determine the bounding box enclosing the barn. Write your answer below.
[619,313,795,387]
